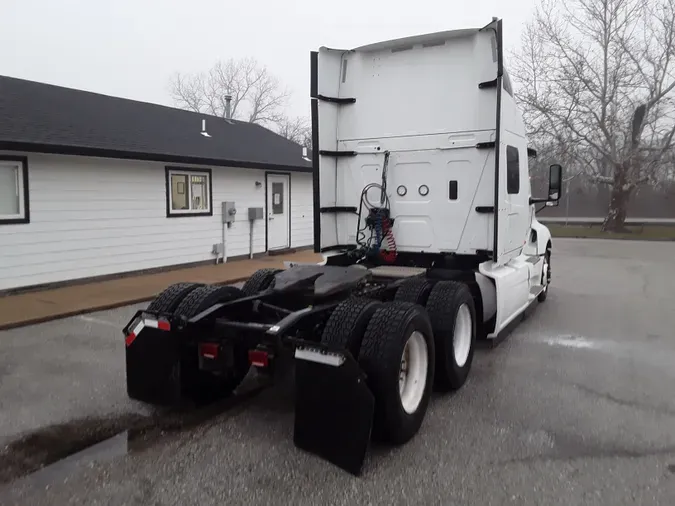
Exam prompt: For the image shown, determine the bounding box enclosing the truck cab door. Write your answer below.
[501,142,530,256]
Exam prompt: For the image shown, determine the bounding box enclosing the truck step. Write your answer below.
[529,285,544,299]
[369,266,426,279]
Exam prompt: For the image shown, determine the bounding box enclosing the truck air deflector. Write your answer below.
[310,51,319,98]
[310,51,321,253]
[480,17,504,263]
[493,18,504,263]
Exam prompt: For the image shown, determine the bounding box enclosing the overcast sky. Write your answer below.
[2,0,537,121]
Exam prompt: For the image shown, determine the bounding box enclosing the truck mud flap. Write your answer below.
[124,312,182,406]
[293,344,374,476]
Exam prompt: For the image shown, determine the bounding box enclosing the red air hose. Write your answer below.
[380,217,397,263]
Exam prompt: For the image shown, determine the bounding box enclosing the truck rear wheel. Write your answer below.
[242,268,282,296]
[394,277,435,306]
[321,298,382,357]
[147,282,203,313]
[425,281,476,392]
[173,285,244,318]
[358,301,435,444]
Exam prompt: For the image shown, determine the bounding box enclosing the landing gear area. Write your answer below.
[123,264,479,475]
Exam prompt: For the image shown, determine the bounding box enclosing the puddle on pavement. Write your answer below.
[0,413,149,485]
[0,368,272,486]
[13,431,130,489]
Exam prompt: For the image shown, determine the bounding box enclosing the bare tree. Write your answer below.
[169,57,291,128]
[275,115,312,150]
[511,0,675,231]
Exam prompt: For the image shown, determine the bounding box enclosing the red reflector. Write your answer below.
[199,342,219,359]
[249,349,269,367]
[125,333,136,347]
[157,320,171,331]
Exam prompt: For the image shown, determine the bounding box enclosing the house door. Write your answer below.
[267,174,290,250]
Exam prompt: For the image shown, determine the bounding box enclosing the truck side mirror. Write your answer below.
[548,164,562,202]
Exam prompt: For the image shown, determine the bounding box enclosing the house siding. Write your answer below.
[0,152,313,291]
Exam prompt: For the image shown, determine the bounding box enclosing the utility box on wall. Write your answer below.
[248,207,263,220]
[222,202,237,224]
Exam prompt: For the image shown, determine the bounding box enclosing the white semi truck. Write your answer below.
[122,18,563,476]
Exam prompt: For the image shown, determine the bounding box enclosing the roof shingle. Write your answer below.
[0,75,311,172]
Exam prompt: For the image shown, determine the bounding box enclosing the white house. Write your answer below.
[0,75,314,292]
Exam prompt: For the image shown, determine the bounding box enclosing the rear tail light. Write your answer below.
[199,342,219,359]
[249,349,269,367]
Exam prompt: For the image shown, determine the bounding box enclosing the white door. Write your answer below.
[267,174,290,250]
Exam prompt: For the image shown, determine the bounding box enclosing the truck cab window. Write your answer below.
[503,70,513,97]
[506,146,520,194]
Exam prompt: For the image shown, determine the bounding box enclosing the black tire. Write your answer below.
[358,301,435,445]
[321,298,382,357]
[394,277,435,305]
[538,244,551,302]
[173,285,249,403]
[173,285,245,318]
[147,282,203,313]
[425,281,476,392]
[241,268,282,296]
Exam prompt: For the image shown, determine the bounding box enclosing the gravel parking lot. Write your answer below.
[1,239,675,505]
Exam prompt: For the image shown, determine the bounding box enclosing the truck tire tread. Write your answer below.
[359,301,435,445]
[426,281,476,391]
[242,268,283,296]
[174,285,245,319]
[147,282,204,314]
[321,298,382,357]
[394,277,435,305]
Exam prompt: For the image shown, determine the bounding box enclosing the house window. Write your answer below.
[506,146,520,194]
[166,167,212,217]
[0,156,29,224]
[271,182,284,214]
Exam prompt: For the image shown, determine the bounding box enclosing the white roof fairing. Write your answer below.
[319,27,481,54]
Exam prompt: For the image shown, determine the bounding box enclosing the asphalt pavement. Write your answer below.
[1,239,674,505]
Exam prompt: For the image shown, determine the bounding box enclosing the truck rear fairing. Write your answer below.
[312,20,518,263]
